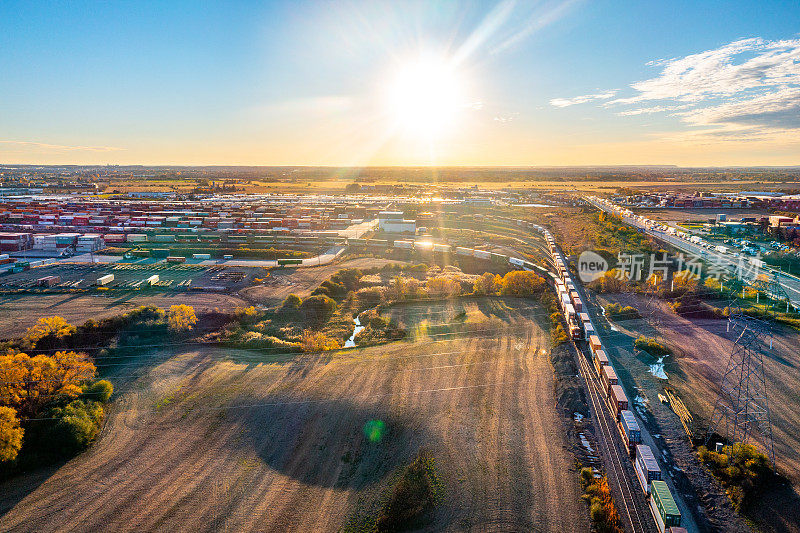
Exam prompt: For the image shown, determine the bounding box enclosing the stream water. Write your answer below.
[344,316,364,348]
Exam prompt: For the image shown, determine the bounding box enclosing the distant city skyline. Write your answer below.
[1,0,798,166]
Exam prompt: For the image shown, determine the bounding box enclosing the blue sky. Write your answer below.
[1,0,798,165]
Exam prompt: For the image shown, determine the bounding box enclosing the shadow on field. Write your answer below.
[243,397,438,489]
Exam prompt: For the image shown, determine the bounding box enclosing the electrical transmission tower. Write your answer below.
[706,271,784,467]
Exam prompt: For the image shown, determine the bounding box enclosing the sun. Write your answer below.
[384,56,466,141]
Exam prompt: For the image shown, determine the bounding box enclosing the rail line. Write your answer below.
[574,340,651,533]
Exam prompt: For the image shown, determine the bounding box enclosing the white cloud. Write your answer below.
[555,37,800,141]
[550,90,617,108]
[0,140,124,152]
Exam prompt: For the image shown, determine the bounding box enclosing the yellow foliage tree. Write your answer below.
[0,406,23,462]
[499,270,545,297]
[300,332,342,352]
[425,276,461,298]
[673,270,699,292]
[473,272,501,296]
[167,305,197,332]
[0,351,96,417]
[22,316,76,348]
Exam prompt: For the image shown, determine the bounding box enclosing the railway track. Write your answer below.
[574,340,653,533]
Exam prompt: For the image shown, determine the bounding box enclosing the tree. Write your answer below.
[499,271,545,297]
[167,305,197,332]
[300,332,342,352]
[280,293,302,310]
[299,295,338,324]
[0,406,23,462]
[22,316,76,349]
[0,351,96,417]
[473,272,501,296]
[83,380,113,403]
[425,277,461,298]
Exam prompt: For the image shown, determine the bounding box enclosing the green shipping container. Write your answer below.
[277,258,303,266]
[651,480,681,528]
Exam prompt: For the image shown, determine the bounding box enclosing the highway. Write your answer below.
[584,196,800,308]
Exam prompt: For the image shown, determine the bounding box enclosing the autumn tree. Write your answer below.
[0,351,96,417]
[167,305,197,332]
[499,271,545,297]
[300,331,342,352]
[22,316,76,349]
[0,406,23,462]
[299,295,338,324]
[425,276,461,298]
[473,272,501,296]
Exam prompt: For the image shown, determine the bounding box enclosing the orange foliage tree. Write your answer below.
[499,270,546,297]
[0,351,96,417]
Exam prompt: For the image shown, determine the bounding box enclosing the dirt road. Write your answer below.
[0,299,586,532]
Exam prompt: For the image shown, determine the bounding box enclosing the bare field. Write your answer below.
[0,258,401,338]
[0,292,250,339]
[0,298,585,533]
[602,293,800,533]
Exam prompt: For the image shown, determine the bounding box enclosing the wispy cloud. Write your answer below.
[553,37,800,141]
[550,90,617,108]
[0,140,124,152]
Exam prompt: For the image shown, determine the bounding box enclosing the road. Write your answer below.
[585,197,800,307]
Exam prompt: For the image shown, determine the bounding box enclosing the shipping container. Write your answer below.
[166,256,186,263]
[96,274,114,286]
[192,253,212,260]
[145,275,159,285]
[635,445,662,494]
[37,275,61,287]
[277,258,302,266]
[608,384,628,419]
[620,410,641,457]
[650,480,681,532]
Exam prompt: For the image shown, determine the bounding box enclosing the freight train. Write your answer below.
[521,216,682,533]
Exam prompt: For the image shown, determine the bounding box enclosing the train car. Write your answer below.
[635,444,662,494]
[490,252,508,265]
[650,480,681,532]
[602,365,618,391]
[608,384,628,419]
[582,321,595,337]
[593,350,609,375]
[508,256,524,267]
[569,290,583,312]
[588,335,602,355]
[366,239,388,248]
[619,410,641,457]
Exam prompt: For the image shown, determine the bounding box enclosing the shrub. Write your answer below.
[697,443,773,511]
[48,400,105,455]
[355,287,384,310]
[375,451,444,532]
[634,336,671,356]
[167,305,197,332]
[83,380,114,403]
[300,332,342,352]
[604,303,640,320]
[281,293,302,310]
[299,295,338,324]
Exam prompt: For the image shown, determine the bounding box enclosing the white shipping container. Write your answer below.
[145,275,159,285]
[97,274,115,285]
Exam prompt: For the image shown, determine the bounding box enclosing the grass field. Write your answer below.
[0,297,585,532]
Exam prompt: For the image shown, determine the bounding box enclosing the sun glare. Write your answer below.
[385,57,466,141]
